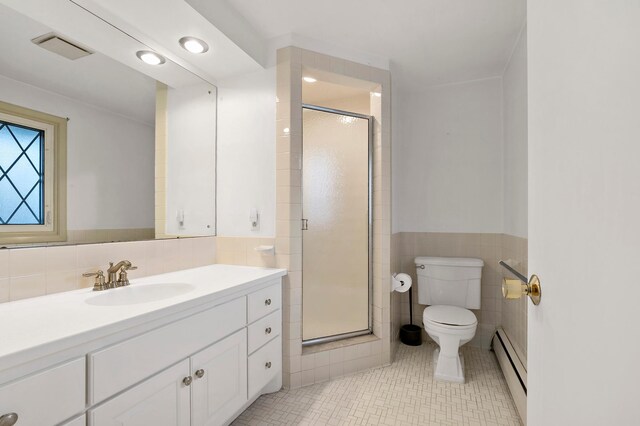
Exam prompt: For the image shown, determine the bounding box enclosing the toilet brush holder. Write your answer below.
[400,286,422,346]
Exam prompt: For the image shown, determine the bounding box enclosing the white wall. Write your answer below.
[528,2,640,424]
[216,67,276,237]
[0,73,154,231]
[166,83,217,236]
[394,77,504,233]
[502,26,528,238]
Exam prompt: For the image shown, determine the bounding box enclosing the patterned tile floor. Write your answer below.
[233,342,522,426]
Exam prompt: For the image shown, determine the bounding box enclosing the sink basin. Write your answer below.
[85,283,195,306]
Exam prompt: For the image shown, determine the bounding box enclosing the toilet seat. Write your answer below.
[423,305,477,327]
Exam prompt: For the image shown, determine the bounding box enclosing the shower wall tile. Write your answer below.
[275,46,392,389]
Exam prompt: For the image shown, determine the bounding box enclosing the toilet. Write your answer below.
[415,256,484,383]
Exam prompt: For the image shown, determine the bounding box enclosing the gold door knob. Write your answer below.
[502,275,542,305]
[502,278,526,299]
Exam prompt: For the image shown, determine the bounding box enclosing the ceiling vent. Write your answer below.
[31,33,93,60]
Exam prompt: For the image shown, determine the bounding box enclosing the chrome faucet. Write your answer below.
[84,260,138,291]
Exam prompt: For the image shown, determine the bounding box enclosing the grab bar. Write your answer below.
[499,260,527,283]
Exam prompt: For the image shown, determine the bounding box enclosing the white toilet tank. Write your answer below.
[415,257,483,309]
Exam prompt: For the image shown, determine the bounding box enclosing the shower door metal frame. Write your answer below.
[301,103,373,347]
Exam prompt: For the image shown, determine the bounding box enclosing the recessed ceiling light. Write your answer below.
[179,36,209,54]
[303,76,317,83]
[136,50,166,65]
[283,127,290,134]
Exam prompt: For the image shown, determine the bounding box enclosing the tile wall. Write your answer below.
[216,236,278,268]
[500,233,528,363]
[391,233,403,360]
[392,232,527,349]
[0,236,216,303]
[275,47,392,389]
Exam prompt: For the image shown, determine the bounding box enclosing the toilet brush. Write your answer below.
[399,285,422,346]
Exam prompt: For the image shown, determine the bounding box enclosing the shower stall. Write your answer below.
[301,105,372,346]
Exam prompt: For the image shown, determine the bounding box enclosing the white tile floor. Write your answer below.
[234,342,522,426]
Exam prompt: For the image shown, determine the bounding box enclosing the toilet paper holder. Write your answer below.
[499,260,542,305]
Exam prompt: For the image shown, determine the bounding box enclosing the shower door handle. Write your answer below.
[301,219,308,230]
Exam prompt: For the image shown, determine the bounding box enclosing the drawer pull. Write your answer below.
[0,413,18,426]
[265,327,272,334]
[195,369,205,379]
[265,361,272,369]
[265,298,272,306]
[183,376,193,386]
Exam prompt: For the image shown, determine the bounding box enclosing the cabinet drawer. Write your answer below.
[89,297,246,404]
[0,358,85,426]
[247,281,281,323]
[247,309,281,354]
[248,336,281,397]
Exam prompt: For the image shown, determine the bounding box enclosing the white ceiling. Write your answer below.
[0,4,156,124]
[225,0,526,88]
[73,0,263,84]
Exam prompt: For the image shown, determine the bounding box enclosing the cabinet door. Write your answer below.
[191,329,248,426]
[89,360,190,426]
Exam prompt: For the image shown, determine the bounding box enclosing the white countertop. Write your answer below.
[0,264,286,377]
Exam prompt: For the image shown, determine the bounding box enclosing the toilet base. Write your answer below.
[432,348,466,383]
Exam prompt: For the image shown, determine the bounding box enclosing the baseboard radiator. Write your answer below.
[492,328,527,424]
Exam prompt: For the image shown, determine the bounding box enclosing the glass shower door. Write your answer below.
[302,106,371,344]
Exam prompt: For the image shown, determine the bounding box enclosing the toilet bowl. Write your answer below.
[415,256,483,383]
[423,304,478,383]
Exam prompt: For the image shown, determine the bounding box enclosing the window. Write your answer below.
[0,101,66,244]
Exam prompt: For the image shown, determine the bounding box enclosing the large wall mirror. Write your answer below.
[0,2,216,247]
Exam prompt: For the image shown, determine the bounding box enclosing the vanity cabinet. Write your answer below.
[0,267,284,426]
[87,279,282,426]
[89,328,250,426]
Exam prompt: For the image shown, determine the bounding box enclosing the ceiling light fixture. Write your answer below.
[179,36,209,54]
[303,76,317,83]
[371,92,382,97]
[136,50,166,65]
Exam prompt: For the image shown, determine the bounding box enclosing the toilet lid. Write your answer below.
[423,305,477,326]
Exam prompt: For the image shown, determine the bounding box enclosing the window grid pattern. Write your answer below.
[0,120,45,225]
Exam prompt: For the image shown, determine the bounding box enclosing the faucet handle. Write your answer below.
[117,264,138,287]
[83,270,108,291]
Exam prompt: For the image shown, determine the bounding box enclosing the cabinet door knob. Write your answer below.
[265,327,272,334]
[0,413,18,426]
[265,361,272,369]
[182,376,193,386]
[264,298,272,306]
[195,369,205,379]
